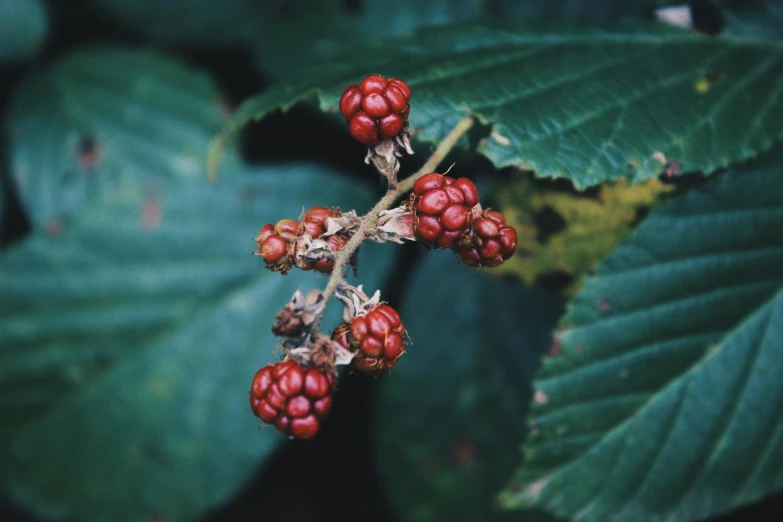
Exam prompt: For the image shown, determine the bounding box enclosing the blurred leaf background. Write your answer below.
[2,1,783,522]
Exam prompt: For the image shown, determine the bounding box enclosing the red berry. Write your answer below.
[412,173,480,249]
[313,233,349,274]
[259,235,287,263]
[340,75,412,145]
[302,219,322,239]
[295,206,352,274]
[362,92,390,118]
[331,303,407,375]
[383,85,408,112]
[303,206,331,226]
[275,219,299,241]
[387,78,412,100]
[255,219,297,270]
[379,113,404,138]
[360,75,387,94]
[256,207,352,274]
[349,112,380,145]
[256,223,276,245]
[339,85,363,120]
[455,209,518,268]
[250,360,337,439]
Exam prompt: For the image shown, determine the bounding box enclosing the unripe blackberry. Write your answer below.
[298,206,351,274]
[339,75,412,145]
[332,304,406,375]
[456,210,518,267]
[254,218,299,271]
[412,173,480,249]
[250,359,336,439]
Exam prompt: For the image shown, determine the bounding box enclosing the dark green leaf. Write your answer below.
[253,0,655,79]
[501,148,783,521]
[253,0,483,79]
[723,0,783,39]
[0,171,5,232]
[491,0,651,24]
[89,0,264,46]
[217,19,783,188]
[0,46,394,522]
[0,0,47,62]
[7,48,242,229]
[0,162,391,522]
[365,0,482,35]
[376,252,562,522]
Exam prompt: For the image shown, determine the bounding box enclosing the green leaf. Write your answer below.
[252,0,653,79]
[376,251,562,522]
[217,18,783,189]
[501,149,783,521]
[724,0,783,39]
[7,47,241,229]
[89,0,264,46]
[0,163,391,522]
[0,46,395,522]
[253,0,483,80]
[491,0,650,23]
[364,0,483,36]
[0,0,47,62]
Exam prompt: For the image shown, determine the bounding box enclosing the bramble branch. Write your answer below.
[319,115,475,306]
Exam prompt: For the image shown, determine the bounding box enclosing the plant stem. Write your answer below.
[319,115,475,305]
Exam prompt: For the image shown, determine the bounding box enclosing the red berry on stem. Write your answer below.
[259,235,287,263]
[339,85,363,120]
[349,112,380,145]
[387,78,412,100]
[379,114,404,138]
[383,85,408,112]
[456,209,518,268]
[414,173,445,193]
[250,359,336,439]
[362,92,390,118]
[340,75,412,145]
[332,303,407,375]
[275,219,299,241]
[256,223,276,245]
[303,206,331,226]
[360,75,387,94]
[412,173,480,249]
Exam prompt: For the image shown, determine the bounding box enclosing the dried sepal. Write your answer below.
[322,210,361,237]
[282,333,354,372]
[371,206,416,244]
[364,134,414,184]
[272,289,326,337]
[335,282,382,323]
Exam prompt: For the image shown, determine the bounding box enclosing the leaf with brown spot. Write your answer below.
[6,48,243,229]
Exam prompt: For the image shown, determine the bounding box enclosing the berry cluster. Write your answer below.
[409,172,518,267]
[250,359,336,440]
[456,209,518,267]
[412,173,480,249]
[249,75,520,441]
[332,302,406,375]
[255,219,298,271]
[339,75,412,146]
[254,206,353,274]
